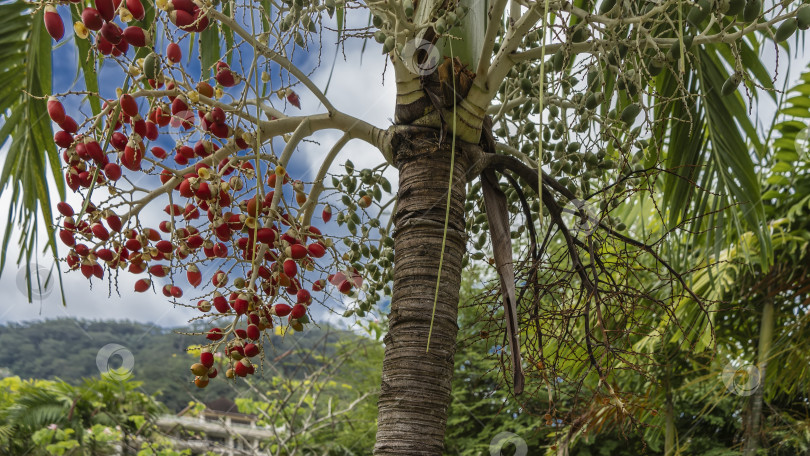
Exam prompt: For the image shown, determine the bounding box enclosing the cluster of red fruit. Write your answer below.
[47,0,356,388]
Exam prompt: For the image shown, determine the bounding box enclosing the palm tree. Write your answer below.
[2,0,806,453]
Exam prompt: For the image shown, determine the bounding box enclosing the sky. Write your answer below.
[1,8,809,331]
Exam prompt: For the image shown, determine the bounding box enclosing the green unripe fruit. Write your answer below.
[446,11,457,25]
[372,15,383,28]
[743,0,761,22]
[383,36,395,53]
[647,57,665,76]
[520,78,533,93]
[798,5,810,30]
[435,18,446,33]
[143,52,159,80]
[599,0,616,14]
[721,72,742,96]
[585,92,604,109]
[687,0,711,27]
[374,30,386,43]
[774,18,798,42]
[549,105,559,117]
[726,0,745,15]
[403,0,414,18]
[572,26,590,42]
[552,51,566,72]
[621,103,641,124]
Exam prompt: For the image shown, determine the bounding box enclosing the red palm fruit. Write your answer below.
[57,202,74,217]
[96,33,114,55]
[106,213,122,232]
[256,228,275,245]
[246,325,260,341]
[59,229,76,246]
[91,223,110,241]
[210,106,226,123]
[122,142,143,171]
[81,7,103,31]
[58,116,78,134]
[170,9,194,30]
[172,0,195,13]
[164,204,182,215]
[131,116,146,138]
[195,182,212,200]
[178,145,194,159]
[200,351,214,368]
[244,342,259,357]
[47,97,66,123]
[171,96,188,115]
[187,234,204,249]
[85,140,104,162]
[150,146,167,159]
[103,162,121,181]
[215,68,236,87]
[212,293,229,313]
[101,21,123,45]
[290,303,307,320]
[75,244,90,256]
[93,263,104,279]
[234,328,247,340]
[232,296,249,315]
[296,289,311,304]
[322,204,332,222]
[44,6,64,41]
[96,248,114,262]
[274,303,292,317]
[193,139,213,157]
[54,130,73,148]
[209,122,230,139]
[192,10,209,32]
[312,279,326,292]
[338,280,352,294]
[113,38,129,56]
[197,300,211,312]
[214,242,228,258]
[287,244,307,260]
[234,359,249,377]
[187,264,202,287]
[166,42,182,64]
[155,240,173,253]
[194,376,209,388]
[66,252,80,269]
[95,0,114,20]
[206,327,223,340]
[80,262,94,279]
[145,121,158,141]
[212,270,228,287]
[119,94,138,117]
[196,81,214,98]
[207,368,218,378]
[125,0,144,20]
[149,265,168,277]
[286,90,301,109]
[111,131,127,150]
[307,242,326,258]
[171,286,183,298]
[178,178,194,198]
[122,26,149,47]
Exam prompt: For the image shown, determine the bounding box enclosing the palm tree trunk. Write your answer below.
[743,298,775,455]
[374,129,469,455]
